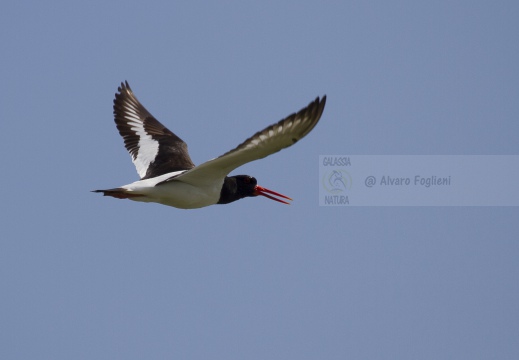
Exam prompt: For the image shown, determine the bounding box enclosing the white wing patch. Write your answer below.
[124,105,159,178]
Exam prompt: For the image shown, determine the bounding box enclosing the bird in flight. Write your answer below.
[93,81,326,209]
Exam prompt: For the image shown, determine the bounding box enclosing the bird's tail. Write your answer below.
[91,188,144,199]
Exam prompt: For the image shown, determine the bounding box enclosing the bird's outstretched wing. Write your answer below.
[113,81,195,179]
[167,96,326,187]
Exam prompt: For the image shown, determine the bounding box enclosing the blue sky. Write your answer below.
[1,1,518,359]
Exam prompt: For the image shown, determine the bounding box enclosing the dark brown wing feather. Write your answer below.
[166,95,326,187]
[113,81,195,179]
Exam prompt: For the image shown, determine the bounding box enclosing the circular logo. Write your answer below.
[322,169,352,194]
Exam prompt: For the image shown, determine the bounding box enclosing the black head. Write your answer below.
[217,175,292,205]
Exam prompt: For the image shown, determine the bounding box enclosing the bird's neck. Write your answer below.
[217,177,239,204]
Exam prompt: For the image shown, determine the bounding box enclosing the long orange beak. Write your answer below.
[253,185,293,205]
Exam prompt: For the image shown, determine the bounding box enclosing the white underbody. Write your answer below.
[120,171,224,209]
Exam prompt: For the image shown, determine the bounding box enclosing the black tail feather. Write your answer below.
[91,188,141,199]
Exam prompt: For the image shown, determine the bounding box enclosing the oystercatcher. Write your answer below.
[93,82,326,209]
